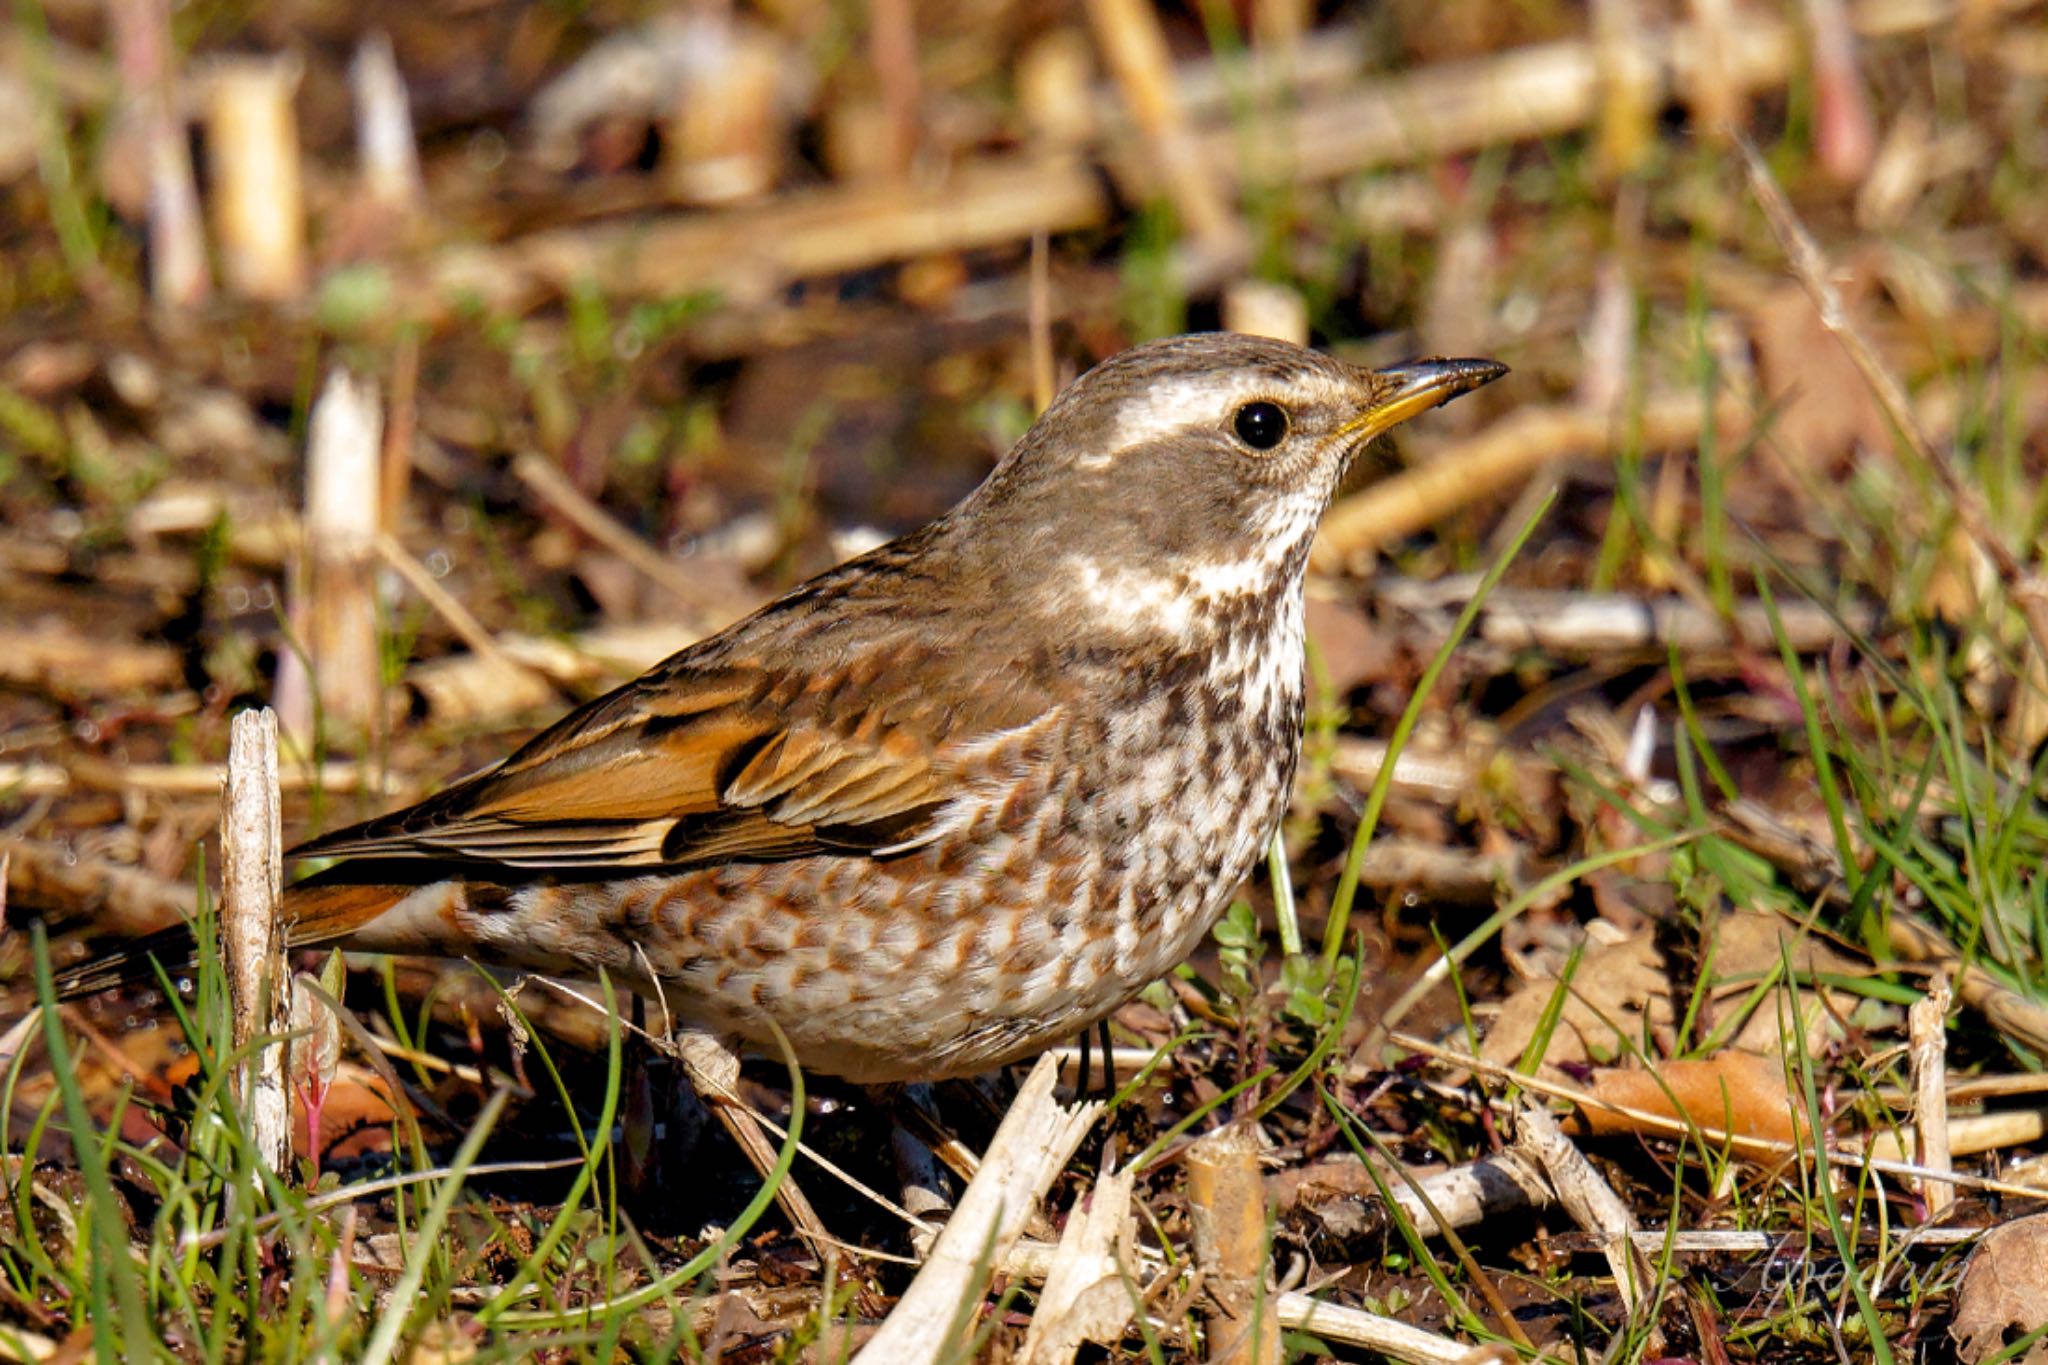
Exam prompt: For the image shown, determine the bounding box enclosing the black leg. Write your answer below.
[1075,1021,1093,1099]
[1097,1017,1116,1097]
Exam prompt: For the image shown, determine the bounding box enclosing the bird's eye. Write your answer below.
[1233,401,1288,450]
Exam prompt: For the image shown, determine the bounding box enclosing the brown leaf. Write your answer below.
[1479,931,1674,1071]
[1750,281,1892,471]
[1577,1052,1808,1145]
[1953,1214,2048,1364]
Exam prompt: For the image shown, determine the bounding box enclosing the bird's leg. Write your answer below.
[885,1083,952,1258]
[666,1028,832,1258]
[621,994,661,1195]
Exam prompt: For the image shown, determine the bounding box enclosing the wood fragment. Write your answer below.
[1803,0,1877,181]
[1516,1103,1661,1334]
[1085,0,1246,268]
[1017,1163,1140,1365]
[1681,0,1748,139]
[108,0,209,308]
[221,708,291,1176]
[669,16,791,203]
[349,32,422,216]
[1276,1150,1553,1243]
[277,370,384,747]
[201,56,306,300]
[0,624,182,694]
[856,1055,1100,1364]
[666,1029,832,1259]
[1590,0,1656,179]
[1222,280,1308,346]
[1910,973,1954,1216]
[1186,1123,1279,1365]
[1,837,196,936]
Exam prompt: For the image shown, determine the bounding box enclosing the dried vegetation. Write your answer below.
[2,0,2048,1360]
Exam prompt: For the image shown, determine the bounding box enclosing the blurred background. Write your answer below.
[2,0,2048,1355]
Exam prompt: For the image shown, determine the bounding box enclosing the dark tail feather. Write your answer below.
[50,871,412,1001]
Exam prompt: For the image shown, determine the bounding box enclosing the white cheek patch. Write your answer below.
[1060,501,1320,639]
[1066,555,1197,635]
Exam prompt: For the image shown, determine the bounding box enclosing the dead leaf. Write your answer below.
[1576,1052,1808,1145]
[1750,280,1891,472]
[1953,1214,2048,1364]
[1480,931,1674,1071]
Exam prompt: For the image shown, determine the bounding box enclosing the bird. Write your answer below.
[62,333,1504,1084]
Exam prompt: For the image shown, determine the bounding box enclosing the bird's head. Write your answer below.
[954,332,1505,636]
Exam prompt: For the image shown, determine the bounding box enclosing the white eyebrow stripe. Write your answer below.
[1103,373,1281,454]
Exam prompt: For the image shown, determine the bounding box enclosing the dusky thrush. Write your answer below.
[75,333,1504,1082]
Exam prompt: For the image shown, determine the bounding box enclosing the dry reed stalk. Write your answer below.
[370,531,548,699]
[1862,1107,2048,1164]
[1740,140,2048,689]
[1909,974,1955,1216]
[1221,280,1308,346]
[202,55,306,301]
[1681,0,1747,140]
[1186,1124,1280,1365]
[221,707,291,1176]
[1590,0,1656,179]
[665,1030,833,1258]
[1312,389,1745,571]
[350,32,422,216]
[1803,0,1877,182]
[867,0,921,179]
[1516,1103,1660,1334]
[1016,1164,1140,1365]
[277,370,385,747]
[417,0,1982,313]
[1029,230,1055,413]
[108,0,208,308]
[0,759,403,798]
[669,18,789,202]
[1016,27,1098,148]
[378,329,418,533]
[1085,0,1245,268]
[855,1055,1100,1364]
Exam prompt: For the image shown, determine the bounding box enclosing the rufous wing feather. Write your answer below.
[290,645,1049,872]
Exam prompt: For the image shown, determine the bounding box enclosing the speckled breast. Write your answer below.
[615,602,1309,1082]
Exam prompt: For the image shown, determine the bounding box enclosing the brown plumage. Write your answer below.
[70,334,1504,1082]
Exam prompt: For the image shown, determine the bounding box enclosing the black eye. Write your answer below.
[1233,401,1288,450]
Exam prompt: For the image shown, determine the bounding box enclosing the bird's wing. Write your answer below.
[291,638,1055,871]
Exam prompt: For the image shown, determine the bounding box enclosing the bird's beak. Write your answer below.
[1340,358,1509,443]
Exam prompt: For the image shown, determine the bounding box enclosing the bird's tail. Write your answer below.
[48,869,418,1001]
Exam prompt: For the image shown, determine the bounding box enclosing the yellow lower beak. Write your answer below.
[1341,358,1508,443]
